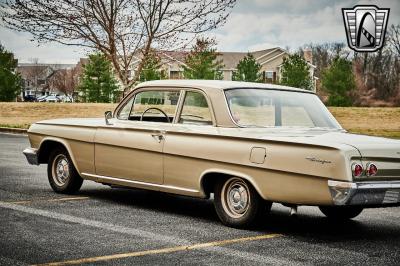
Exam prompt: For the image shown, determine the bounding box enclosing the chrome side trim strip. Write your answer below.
[81,172,199,194]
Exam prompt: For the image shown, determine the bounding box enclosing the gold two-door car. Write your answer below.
[23,80,400,228]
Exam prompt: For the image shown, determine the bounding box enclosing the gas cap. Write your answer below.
[250,147,266,164]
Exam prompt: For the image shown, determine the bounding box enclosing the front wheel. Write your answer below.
[214,177,268,228]
[319,206,363,220]
[47,147,83,194]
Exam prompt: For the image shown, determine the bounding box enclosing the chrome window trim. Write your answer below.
[116,87,182,123]
[222,87,341,129]
[177,89,216,126]
[116,86,217,126]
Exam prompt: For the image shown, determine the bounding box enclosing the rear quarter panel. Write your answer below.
[163,126,359,205]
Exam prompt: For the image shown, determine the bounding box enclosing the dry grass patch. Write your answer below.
[0,102,116,129]
[0,103,399,138]
[329,107,400,138]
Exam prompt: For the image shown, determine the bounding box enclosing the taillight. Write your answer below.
[366,163,378,176]
[352,163,363,177]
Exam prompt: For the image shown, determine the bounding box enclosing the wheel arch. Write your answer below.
[37,137,80,173]
[199,169,265,199]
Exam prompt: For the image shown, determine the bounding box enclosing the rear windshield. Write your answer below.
[224,88,341,129]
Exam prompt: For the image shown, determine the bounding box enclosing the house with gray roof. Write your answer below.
[124,47,317,91]
[76,47,317,94]
[17,63,76,98]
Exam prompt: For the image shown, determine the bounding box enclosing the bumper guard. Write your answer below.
[328,180,400,206]
[23,148,39,165]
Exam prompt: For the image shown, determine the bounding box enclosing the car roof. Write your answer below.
[135,79,313,94]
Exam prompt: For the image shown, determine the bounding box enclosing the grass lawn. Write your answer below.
[0,102,399,139]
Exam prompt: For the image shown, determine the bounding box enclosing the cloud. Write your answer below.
[211,0,399,52]
[0,0,398,62]
[0,27,86,64]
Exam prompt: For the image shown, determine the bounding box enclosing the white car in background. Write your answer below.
[40,95,61,103]
[36,95,48,102]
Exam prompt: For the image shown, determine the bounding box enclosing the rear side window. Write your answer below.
[179,91,212,125]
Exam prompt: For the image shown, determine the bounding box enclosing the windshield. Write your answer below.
[224,88,341,129]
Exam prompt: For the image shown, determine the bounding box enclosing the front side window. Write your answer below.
[179,91,212,125]
[225,88,341,128]
[117,97,134,120]
[130,90,180,123]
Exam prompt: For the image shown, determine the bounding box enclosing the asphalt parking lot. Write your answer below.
[1,133,400,265]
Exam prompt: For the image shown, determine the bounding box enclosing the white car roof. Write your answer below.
[135,79,313,93]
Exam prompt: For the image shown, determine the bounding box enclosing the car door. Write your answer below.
[163,90,217,191]
[94,89,181,184]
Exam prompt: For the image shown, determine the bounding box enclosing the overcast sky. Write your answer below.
[0,0,399,64]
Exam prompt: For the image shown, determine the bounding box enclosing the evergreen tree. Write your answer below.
[79,53,119,103]
[322,57,355,107]
[232,53,261,82]
[280,54,313,90]
[0,44,21,101]
[139,51,167,81]
[183,38,224,80]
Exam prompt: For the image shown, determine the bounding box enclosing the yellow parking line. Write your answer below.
[33,233,282,266]
[4,196,89,205]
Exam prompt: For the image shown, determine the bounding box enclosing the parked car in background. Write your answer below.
[38,95,61,103]
[23,95,36,102]
[35,95,47,102]
[23,80,400,228]
[36,95,48,102]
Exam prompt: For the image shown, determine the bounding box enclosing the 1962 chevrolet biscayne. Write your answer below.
[23,80,400,228]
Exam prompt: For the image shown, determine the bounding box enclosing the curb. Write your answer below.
[0,127,28,135]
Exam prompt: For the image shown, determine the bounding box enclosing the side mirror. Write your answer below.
[105,111,113,125]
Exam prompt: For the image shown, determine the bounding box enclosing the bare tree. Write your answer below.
[26,58,42,90]
[48,68,79,96]
[303,42,348,78]
[351,24,400,105]
[1,0,236,94]
[387,24,400,57]
[18,58,49,95]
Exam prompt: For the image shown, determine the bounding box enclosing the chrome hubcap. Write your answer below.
[52,154,70,186]
[221,178,250,218]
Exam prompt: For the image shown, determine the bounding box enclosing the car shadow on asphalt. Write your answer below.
[77,186,400,242]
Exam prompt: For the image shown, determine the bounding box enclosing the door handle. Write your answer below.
[151,133,164,143]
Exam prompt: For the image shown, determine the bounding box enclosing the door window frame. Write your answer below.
[175,89,216,126]
[115,86,216,126]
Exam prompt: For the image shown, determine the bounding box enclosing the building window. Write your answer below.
[265,71,274,79]
[264,71,276,84]
[170,71,182,79]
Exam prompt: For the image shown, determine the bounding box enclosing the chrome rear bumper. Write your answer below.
[328,180,400,206]
[23,148,39,165]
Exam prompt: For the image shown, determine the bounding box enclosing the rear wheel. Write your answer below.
[214,177,268,228]
[47,147,83,194]
[319,206,363,220]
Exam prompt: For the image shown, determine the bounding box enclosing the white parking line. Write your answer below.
[5,196,90,204]
[0,202,297,265]
[0,201,189,245]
